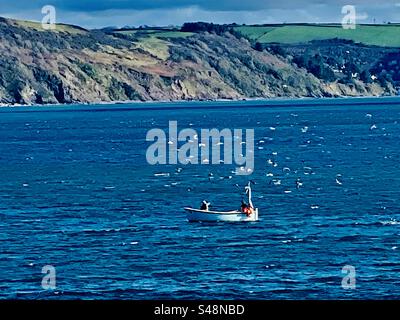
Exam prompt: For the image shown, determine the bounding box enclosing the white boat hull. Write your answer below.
[185,208,259,222]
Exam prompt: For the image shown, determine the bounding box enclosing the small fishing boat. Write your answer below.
[185,182,259,222]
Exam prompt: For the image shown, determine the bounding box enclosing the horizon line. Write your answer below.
[2,16,400,31]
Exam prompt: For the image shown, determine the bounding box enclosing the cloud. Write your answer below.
[1,0,397,12]
[0,0,399,28]
[1,0,319,12]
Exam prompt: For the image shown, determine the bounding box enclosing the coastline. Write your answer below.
[1,94,400,110]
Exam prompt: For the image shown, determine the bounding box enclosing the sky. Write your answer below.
[1,0,400,29]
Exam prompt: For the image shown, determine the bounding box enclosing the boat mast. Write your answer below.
[246,182,254,209]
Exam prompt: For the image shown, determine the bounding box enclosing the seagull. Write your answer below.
[267,159,278,167]
[301,126,309,133]
[273,179,282,186]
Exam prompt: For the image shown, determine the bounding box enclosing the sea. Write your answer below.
[1,97,400,299]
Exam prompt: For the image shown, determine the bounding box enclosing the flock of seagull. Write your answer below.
[155,112,383,197]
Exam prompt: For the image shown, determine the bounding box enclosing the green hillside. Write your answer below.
[235,24,400,47]
[0,17,398,106]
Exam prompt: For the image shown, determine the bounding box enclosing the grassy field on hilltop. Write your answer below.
[150,31,194,38]
[9,18,87,34]
[113,29,193,60]
[235,24,400,47]
[234,26,276,40]
[134,36,171,60]
[123,23,400,48]
[114,29,193,39]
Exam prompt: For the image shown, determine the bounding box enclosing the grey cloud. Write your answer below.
[0,0,398,28]
[0,0,396,13]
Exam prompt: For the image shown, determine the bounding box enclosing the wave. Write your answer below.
[57,226,140,236]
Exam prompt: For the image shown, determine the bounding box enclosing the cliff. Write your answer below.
[0,18,396,105]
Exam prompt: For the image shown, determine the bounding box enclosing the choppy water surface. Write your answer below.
[1,98,400,299]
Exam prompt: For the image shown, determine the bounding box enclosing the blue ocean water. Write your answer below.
[1,97,400,300]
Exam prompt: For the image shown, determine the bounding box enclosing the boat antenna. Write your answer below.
[245,182,254,209]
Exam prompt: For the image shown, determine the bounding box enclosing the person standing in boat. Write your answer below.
[241,200,248,212]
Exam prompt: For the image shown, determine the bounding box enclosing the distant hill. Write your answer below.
[235,24,400,47]
[0,18,398,106]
